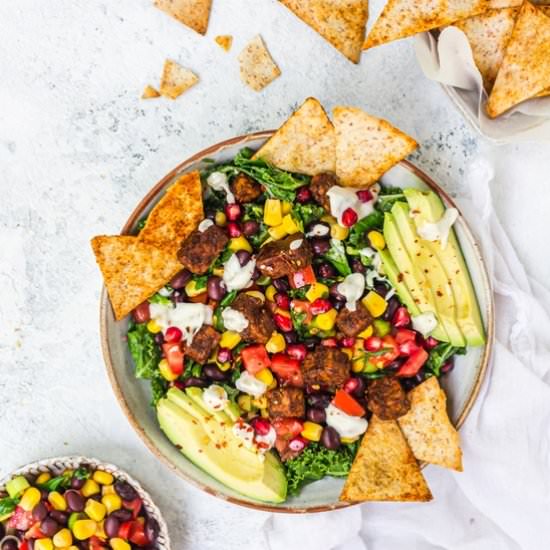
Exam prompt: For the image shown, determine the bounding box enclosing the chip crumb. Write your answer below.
[215,35,233,52]
[141,85,161,100]
[238,35,281,92]
[159,59,199,100]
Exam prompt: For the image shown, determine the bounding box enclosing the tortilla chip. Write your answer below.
[487,2,550,117]
[91,172,203,320]
[398,376,463,471]
[215,35,233,52]
[238,35,281,92]
[363,0,490,49]
[340,416,432,502]
[279,0,368,63]
[154,0,212,35]
[159,60,199,100]
[141,85,161,99]
[254,98,336,175]
[333,106,417,187]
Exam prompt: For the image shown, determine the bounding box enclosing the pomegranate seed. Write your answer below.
[340,337,356,348]
[287,344,307,362]
[251,417,271,436]
[310,298,331,315]
[341,208,358,227]
[441,360,454,374]
[288,436,308,452]
[217,347,232,363]
[424,336,439,350]
[296,187,312,203]
[225,203,242,221]
[343,377,361,394]
[356,189,373,203]
[165,326,183,343]
[132,302,150,324]
[364,336,383,352]
[392,307,411,328]
[321,337,338,348]
[227,222,241,238]
[274,293,290,310]
[273,313,293,332]
[398,340,420,357]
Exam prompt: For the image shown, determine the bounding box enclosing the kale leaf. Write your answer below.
[148,293,171,306]
[127,322,161,380]
[323,239,351,276]
[291,203,325,231]
[0,496,19,517]
[151,376,168,407]
[424,343,466,377]
[347,211,384,248]
[38,472,72,492]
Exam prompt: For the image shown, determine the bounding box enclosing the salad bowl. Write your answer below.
[100,131,494,513]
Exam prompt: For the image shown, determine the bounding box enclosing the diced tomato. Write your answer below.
[377,335,400,367]
[8,506,33,531]
[19,542,29,550]
[396,348,429,377]
[272,418,304,440]
[271,353,302,384]
[290,299,312,323]
[241,344,271,374]
[119,521,133,540]
[89,536,107,550]
[398,339,421,357]
[289,266,316,289]
[25,523,45,539]
[332,389,366,417]
[123,497,142,519]
[394,328,417,345]
[162,342,184,375]
[129,520,150,546]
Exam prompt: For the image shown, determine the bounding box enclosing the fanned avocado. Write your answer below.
[404,188,485,346]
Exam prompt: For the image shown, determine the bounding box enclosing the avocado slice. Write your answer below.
[390,202,466,347]
[158,388,287,503]
[404,188,485,346]
[383,212,450,342]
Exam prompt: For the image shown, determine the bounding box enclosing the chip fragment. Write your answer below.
[141,85,161,99]
[215,35,233,52]
[238,35,281,92]
[154,0,212,35]
[159,60,199,100]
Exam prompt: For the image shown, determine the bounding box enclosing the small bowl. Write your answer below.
[0,456,171,548]
[100,131,494,513]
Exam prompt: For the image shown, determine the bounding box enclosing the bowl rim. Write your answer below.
[99,130,495,514]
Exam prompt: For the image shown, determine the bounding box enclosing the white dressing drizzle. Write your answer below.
[326,184,380,226]
[206,172,235,204]
[198,219,214,232]
[223,253,256,291]
[325,404,368,439]
[202,384,228,412]
[412,312,438,336]
[235,371,267,397]
[416,208,458,250]
[222,307,249,332]
[337,273,365,312]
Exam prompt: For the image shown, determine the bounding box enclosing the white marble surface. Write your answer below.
[1,1,550,549]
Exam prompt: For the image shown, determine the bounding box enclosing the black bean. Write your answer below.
[32,502,48,522]
[104,515,121,538]
[373,282,389,297]
[170,269,192,289]
[351,259,366,274]
[111,509,133,522]
[65,490,85,512]
[154,332,165,346]
[114,480,138,502]
[302,337,319,351]
[317,263,336,279]
[203,365,228,382]
[310,238,330,256]
[207,276,227,301]
[40,517,59,537]
[329,283,345,300]
[306,407,326,424]
[145,517,160,542]
[307,393,331,409]
[70,477,85,490]
[235,250,251,267]
[242,220,259,237]
[49,511,68,525]
[382,296,400,322]
[1,539,18,550]
[181,377,209,389]
[283,331,298,345]
[272,278,289,292]
[321,426,341,449]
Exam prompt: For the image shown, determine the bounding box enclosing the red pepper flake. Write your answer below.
[436,290,443,297]
[397,273,404,283]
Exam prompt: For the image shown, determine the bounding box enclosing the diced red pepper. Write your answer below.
[162,342,184,375]
[377,335,400,367]
[289,265,316,289]
[332,389,366,417]
[273,312,293,332]
[89,536,108,550]
[123,497,142,519]
[25,523,45,540]
[398,339,421,357]
[129,520,150,546]
[394,328,417,345]
[271,353,302,385]
[396,348,429,377]
[19,542,29,550]
[119,521,133,540]
[272,418,304,440]
[241,344,271,375]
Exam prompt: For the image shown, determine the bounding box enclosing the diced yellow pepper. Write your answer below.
[255,368,274,386]
[185,280,206,297]
[281,214,300,234]
[215,211,227,226]
[267,378,278,390]
[352,358,365,373]
[342,348,353,359]
[229,236,252,253]
[146,320,161,334]
[265,285,277,301]
[93,471,113,486]
[159,359,178,382]
[36,472,51,485]
[275,308,291,318]
[34,539,53,550]
[252,396,268,409]
[53,529,73,548]
[268,224,288,240]
[102,484,115,496]
[265,332,286,353]
[362,291,388,318]
[301,421,323,442]
[110,538,131,550]
[368,230,386,250]
[260,408,270,418]
[305,282,329,302]
[341,436,359,444]
[264,199,283,226]
[101,493,122,515]
[357,325,373,339]
[315,309,337,331]
[20,487,41,511]
[84,499,106,523]
[212,266,224,277]
[330,223,349,240]
[245,290,265,303]
[217,361,231,372]
[48,491,67,512]
[238,394,252,412]
[81,479,100,497]
[282,201,293,215]
[220,331,241,349]
[73,520,97,541]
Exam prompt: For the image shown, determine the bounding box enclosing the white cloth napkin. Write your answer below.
[263,156,550,550]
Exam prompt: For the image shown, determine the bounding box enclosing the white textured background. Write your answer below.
[1,1,550,549]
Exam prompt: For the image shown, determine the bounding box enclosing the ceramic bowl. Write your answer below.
[100,131,494,513]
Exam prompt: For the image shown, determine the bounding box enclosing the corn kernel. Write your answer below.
[245,290,265,303]
[93,471,113,486]
[260,408,270,418]
[110,538,131,550]
[341,436,359,444]
[265,285,277,302]
[352,358,365,373]
[48,492,67,512]
[281,201,293,215]
[362,291,388,318]
[268,224,288,240]
[237,394,252,412]
[219,331,241,349]
[20,487,41,511]
[101,493,122,515]
[252,396,268,409]
[213,267,225,279]
[315,309,337,331]
[264,199,283,226]
[146,320,161,334]
[265,332,286,353]
[159,359,178,382]
[330,223,349,240]
[184,280,206,298]
[267,378,278,390]
[102,484,115,496]
[367,230,386,250]
[281,214,300,234]
[321,214,337,224]
[305,282,329,302]
[214,211,227,226]
[84,499,106,522]
[342,348,353,359]
[36,472,51,485]
[255,368,274,386]
[81,479,100,497]
[217,361,231,372]
[95,520,107,540]
[357,326,373,339]
[73,520,97,541]
[301,421,323,442]
[53,528,73,548]
[229,236,252,253]
[34,539,53,550]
